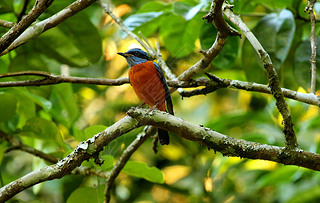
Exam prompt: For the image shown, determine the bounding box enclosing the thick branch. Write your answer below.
[0,0,54,53]
[127,108,320,171]
[202,0,240,38]
[2,106,320,201]
[0,0,97,55]
[0,116,140,202]
[224,7,299,150]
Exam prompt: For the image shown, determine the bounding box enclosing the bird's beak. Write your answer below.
[117,52,128,57]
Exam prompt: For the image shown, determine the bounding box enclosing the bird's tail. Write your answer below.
[158,128,169,145]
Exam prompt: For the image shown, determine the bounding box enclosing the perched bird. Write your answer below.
[118,48,174,145]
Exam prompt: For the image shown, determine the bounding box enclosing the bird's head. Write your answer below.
[117,48,151,67]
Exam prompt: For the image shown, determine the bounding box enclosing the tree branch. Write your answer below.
[0,71,129,87]
[72,166,110,179]
[2,71,320,107]
[0,0,97,56]
[0,0,54,53]
[178,73,320,107]
[0,19,15,29]
[126,108,320,171]
[98,0,154,56]
[6,144,59,164]
[175,0,239,83]
[202,0,240,38]
[0,115,140,202]
[305,0,317,93]
[0,130,59,164]
[105,126,155,203]
[223,5,299,150]
[2,105,320,201]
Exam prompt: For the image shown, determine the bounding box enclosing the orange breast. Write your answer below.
[129,61,166,111]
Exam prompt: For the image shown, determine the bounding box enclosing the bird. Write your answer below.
[117,48,174,145]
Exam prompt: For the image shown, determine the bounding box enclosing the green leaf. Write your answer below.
[15,88,52,111]
[84,125,107,139]
[242,38,267,83]
[122,161,164,183]
[15,91,36,129]
[57,12,102,63]
[0,56,9,74]
[0,141,8,164]
[50,84,79,127]
[124,2,170,38]
[137,1,171,13]
[286,186,320,203]
[232,0,259,14]
[21,117,64,147]
[123,11,164,33]
[242,9,295,83]
[34,29,90,67]
[100,155,114,171]
[254,0,294,9]
[0,0,14,14]
[200,23,239,69]
[294,37,320,90]
[67,186,104,203]
[160,14,201,57]
[73,126,86,141]
[9,45,49,72]
[257,166,298,188]
[254,9,295,70]
[173,1,206,20]
[0,92,17,122]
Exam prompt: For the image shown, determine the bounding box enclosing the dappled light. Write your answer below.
[1,0,320,202]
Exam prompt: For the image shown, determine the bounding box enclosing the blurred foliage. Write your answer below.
[1,0,320,202]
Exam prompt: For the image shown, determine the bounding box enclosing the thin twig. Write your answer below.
[155,42,177,80]
[0,71,129,87]
[0,19,15,28]
[178,73,320,107]
[105,126,155,203]
[6,144,59,163]
[17,0,31,22]
[305,0,317,93]
[224,5,299,150]
[0,130,58,163]
[99,0,176,82]
[0,0,54,53]
[98,0,154,55]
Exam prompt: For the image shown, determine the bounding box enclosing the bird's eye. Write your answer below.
[135,51,139,55]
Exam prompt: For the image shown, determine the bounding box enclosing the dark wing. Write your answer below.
[153,62,174,115]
